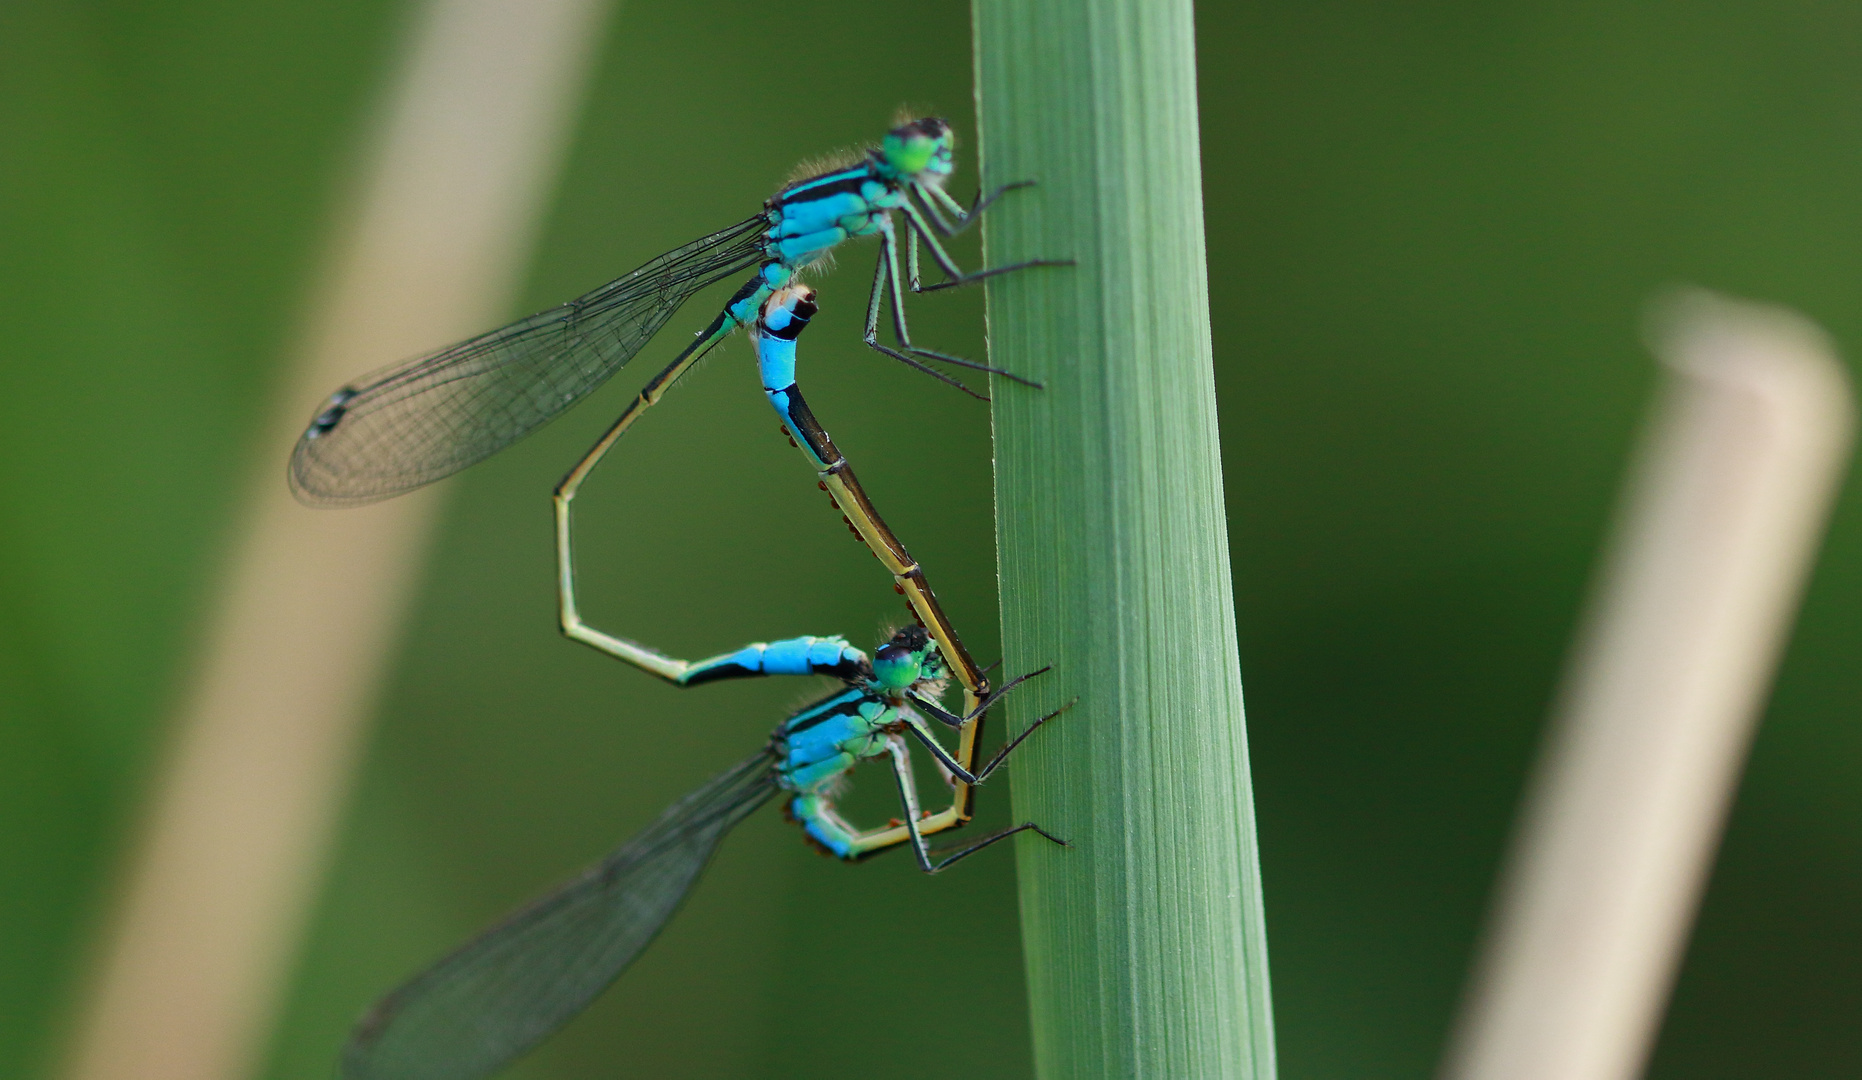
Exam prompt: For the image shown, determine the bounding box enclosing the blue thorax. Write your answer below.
[718,154,924,342]
[776,684,902,858]
[763,162,907,268]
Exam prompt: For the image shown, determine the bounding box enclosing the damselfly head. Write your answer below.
[758,285,818,342]
[880,117,956,184]
[870,625,946,693]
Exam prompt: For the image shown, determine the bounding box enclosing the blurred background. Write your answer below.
[4,1,1861,1078]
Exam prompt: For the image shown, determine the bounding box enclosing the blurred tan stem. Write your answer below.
[1440,292,1854,1080]
[59,1,609,1077]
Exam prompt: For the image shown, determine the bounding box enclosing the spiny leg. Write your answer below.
[861,222,1039,390]
[910,665,1052,729]
[916,179,1037,237]
[898,199,1072,296]
[926,822,1069,873]
[903,699,1075,786]
[886,735,1067,874]
[968,699,1076,783]
[856,229,990,397]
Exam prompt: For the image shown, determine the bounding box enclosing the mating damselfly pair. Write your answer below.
[294,116,1073,1080]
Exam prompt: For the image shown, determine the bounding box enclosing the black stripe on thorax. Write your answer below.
[772,169,886,210]
[782,690,875,736]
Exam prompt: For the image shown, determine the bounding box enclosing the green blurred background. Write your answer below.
[5,0,1861,1077]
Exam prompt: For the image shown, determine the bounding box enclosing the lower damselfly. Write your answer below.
[341,627,1069,1080]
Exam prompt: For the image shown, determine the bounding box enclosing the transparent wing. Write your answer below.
[342,751,779,1080]
[291,214,766,506]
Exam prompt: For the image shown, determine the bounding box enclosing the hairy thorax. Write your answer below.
[763,163,907,271]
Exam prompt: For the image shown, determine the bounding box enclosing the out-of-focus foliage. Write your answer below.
[1206,6,1862,1078]
[2,1,1859,1078]
[1,0,406,1070]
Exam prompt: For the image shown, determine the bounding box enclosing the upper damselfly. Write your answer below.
[341,626,1069,1080]
[289,115,1065,507]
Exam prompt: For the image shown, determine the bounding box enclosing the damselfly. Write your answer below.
[557,285,1003,850]
[341,627,1068,1080]
[290,115,1063,508]
[292,119,1063,848]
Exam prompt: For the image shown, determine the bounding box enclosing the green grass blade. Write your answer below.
[973,1,1277,1075]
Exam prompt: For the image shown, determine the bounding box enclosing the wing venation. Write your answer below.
[343,751,779,1080]
[291,215,766,505]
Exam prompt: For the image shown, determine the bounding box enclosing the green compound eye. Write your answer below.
[871,636,931,688]
[870,625,943,692]
[870,645,923,690]
[881,132,935,176]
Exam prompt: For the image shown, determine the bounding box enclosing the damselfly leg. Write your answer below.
[873,735,1068,874]
[862,193,1064,390]
[908,665,1051,728]
[905,696,1077,787]
[862,234,994,399]
[921,179,1037,237]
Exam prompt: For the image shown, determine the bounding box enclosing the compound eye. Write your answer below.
[871,645,922,689]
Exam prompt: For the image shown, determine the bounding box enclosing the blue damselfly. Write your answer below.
[342,628,1068,1080]
[290,116,1062,508]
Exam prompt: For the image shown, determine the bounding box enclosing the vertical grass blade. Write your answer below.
[973,1,1277,1076]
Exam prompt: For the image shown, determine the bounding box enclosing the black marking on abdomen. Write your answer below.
[780,390,840,464]
[766,293,818,341]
